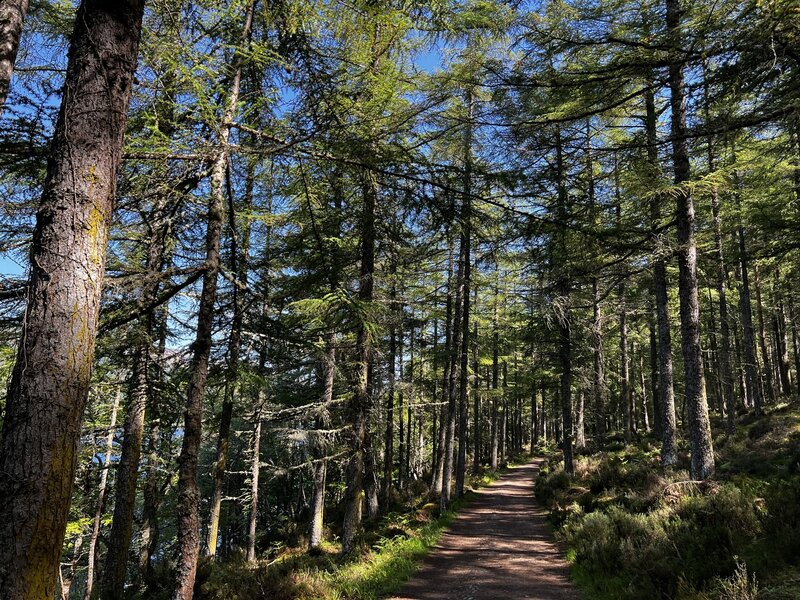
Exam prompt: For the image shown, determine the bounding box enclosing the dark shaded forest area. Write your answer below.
[0,0,798,598]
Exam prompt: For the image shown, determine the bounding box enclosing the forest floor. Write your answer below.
[535,402,800,600]
[391,460,580,600]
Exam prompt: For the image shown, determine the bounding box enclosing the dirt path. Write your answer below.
[391,460,581,600]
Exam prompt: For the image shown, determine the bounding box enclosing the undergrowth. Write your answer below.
[193,455,531,600]
[535,403,800,600]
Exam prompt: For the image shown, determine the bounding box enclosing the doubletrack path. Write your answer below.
[391,460,581,600]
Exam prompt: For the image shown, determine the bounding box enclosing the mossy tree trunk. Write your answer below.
[0,2,145,597]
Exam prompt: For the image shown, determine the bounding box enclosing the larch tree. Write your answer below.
[0,1,146,597]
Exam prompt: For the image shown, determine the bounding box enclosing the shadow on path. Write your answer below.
[391,460,580,600]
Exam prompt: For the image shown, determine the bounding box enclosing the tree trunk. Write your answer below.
[648,309,663,439]
[455,86,473,498]
[666,0,715,479]
[472,287,480,472]
[0,0,29,110]
[441,230,465,510]
[490,276,500,469]
[85,388,121,600]
[0,2,145,597]
[737,215,763,415]
[431,251,453,495]
[341,166,377,553]
[246,402,263,561]
[576,389,586,450]
[207,160,254,558]
[309,333,334,550]
[173,3,254,594]
[645,81,678,466]
[772,272,792,395]
[397,325,405,491]
[531,379,539,449]
[619,291,632,444]
[639,352,650,432]
[753,264,775,403]
[592,279,606,447]
[383,277,397,505]
[555,127,574,474]
[790,301,800,394]
[103,201,172,598]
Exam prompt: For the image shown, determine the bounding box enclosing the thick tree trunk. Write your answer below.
[0,0,29,110]
[540,387,547,444]
[85,388,121,600]
[0,3,145,597]
[666,0,715,479]
[639,352,650,432]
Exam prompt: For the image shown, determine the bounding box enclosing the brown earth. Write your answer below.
[391,460,581,600]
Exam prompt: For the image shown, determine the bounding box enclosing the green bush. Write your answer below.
[762,477,800,561]
[559,473,762,599]
[535,463,571,507]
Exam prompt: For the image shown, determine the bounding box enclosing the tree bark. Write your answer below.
[472,287,480,472]
[666,0,715,479]
[441,229,464,509]
[753,264,775,403]
[341,166,377,553]
[206,159,254,558]
[431,250,453,495]
[737,211,763,415]
[530,379,539,449]
[0,0,29,111]
[645,81,678,466]
[173,2,254,594]
[247,400,263,561]
[382,276,397,505]
[555,127,574,474]
[773,273,792,394]
[0,2,145,597]
[455,86,473,499]
[576,389,586,450]
[619,289,632,444]
[490,275,500,469]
